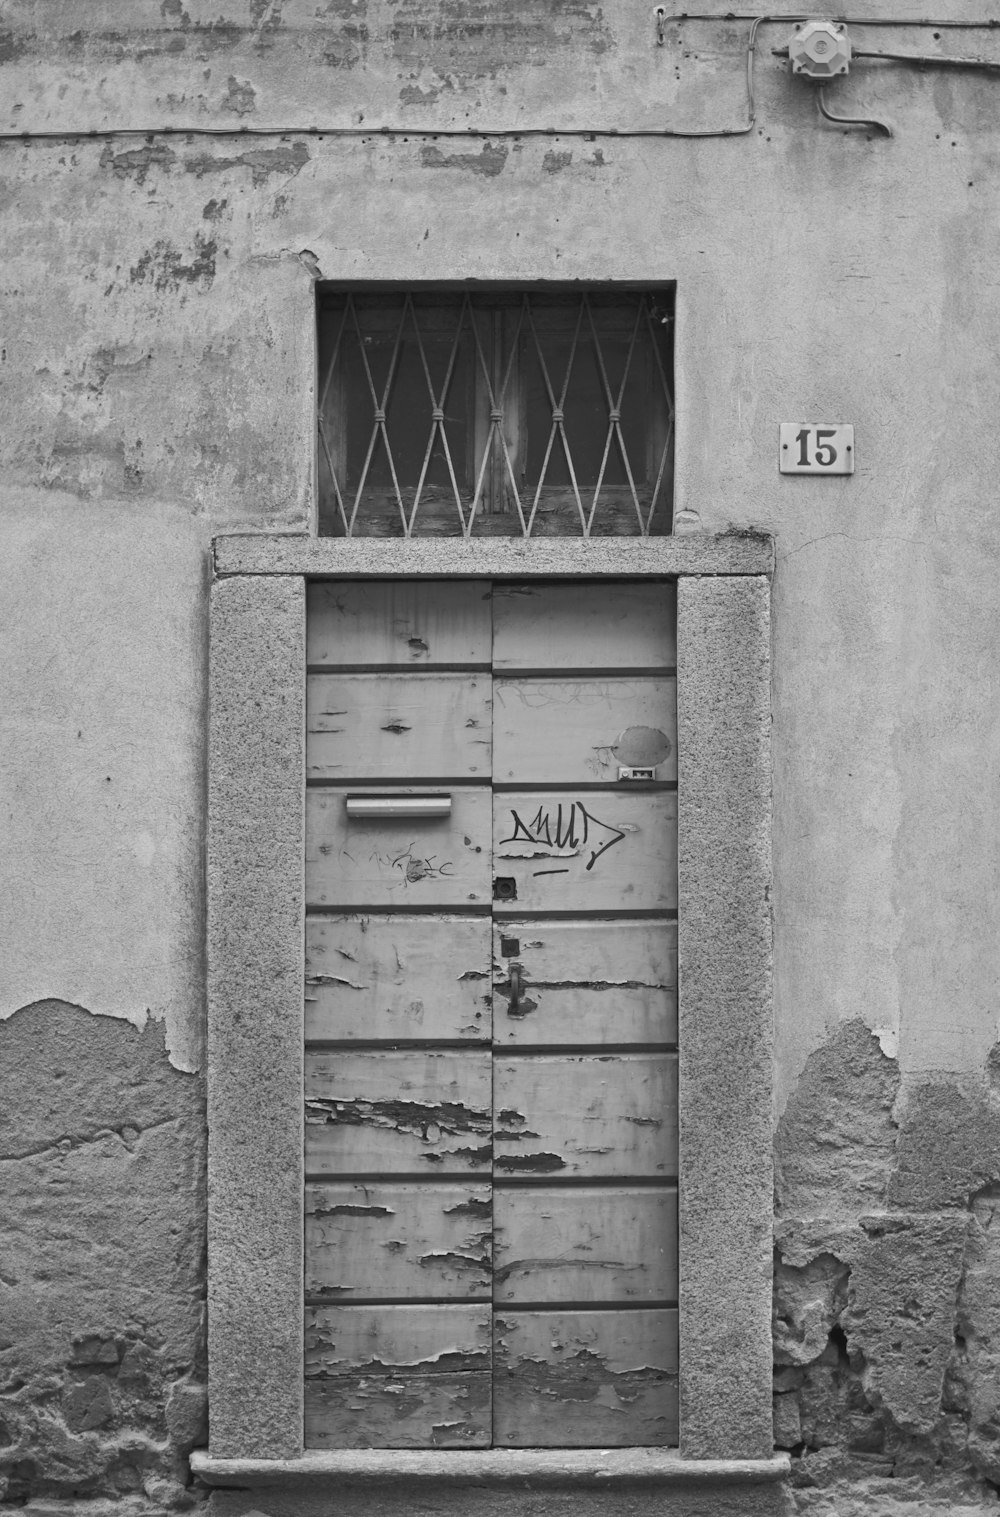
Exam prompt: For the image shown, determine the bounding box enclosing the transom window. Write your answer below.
[317,288,675,538]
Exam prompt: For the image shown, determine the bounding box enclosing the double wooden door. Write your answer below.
[302,580,678,1448]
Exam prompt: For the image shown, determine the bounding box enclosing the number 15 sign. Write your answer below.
[779,423,854,475]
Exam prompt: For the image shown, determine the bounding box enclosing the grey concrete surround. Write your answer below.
[207,575,306,1458]
[204,534,775,1488]
[677,576,774,1458]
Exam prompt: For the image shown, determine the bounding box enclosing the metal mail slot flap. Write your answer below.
[345,794,452,820]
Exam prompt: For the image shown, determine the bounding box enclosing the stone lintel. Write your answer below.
[213,532,774,579]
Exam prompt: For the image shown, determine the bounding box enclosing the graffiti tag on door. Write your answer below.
[499,801,634,873]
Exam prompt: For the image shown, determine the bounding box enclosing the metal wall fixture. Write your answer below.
[783,19,892,137]
[788,20,851,78]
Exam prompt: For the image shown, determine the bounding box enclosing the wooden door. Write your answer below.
[303,580,677,1448]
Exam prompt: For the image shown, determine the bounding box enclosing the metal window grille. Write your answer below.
[317,289,674,538]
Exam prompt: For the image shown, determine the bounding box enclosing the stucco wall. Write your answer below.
[3,3,1000,1513]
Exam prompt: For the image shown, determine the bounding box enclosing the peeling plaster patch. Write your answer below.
[543,150,573,174]
[182,141,309,187]
[0,1000,199,1159]
[775,1019,900,1216]
[874,1025,898,1061]
[221,74,257,114]
[0,1001,205,1503]
[420,143,508,176]
[129,234,217,293]
[100,142,177,184]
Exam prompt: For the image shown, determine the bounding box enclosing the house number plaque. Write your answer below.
[779,423,854,475]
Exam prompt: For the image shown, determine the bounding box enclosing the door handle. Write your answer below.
[345,794,452,820]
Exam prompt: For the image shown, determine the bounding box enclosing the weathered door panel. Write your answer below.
[306,788,492,908]
[493,1187,677,1304]
[306,1304,491,1448]
[306,1050,492,1176]
[492,1309,678,1447]
[303,577,679,1450]
[492,1055,678,1179]
[308,581,492,667]
[492,791,678,913]
[491,919,677,1047]
[308,673,492,780]
[493,677,676,784]
[492,583,676,670]
[306,915,491,1043]
[306,1182,492,1300]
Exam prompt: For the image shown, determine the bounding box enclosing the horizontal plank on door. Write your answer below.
[493,678,676,785]
[306,1182,492,1300]
[307,788,491,909]
[492,791,677,913]
[307,581,492,667]
[306,1050,492,1175]
[492,919,677,1047]
[306,915,492,1043]
[305,1303,491,1450]
[305,1373,491,1448]
[492,1054,677,1179]
[493,1308,678,1448]
[307,673,492,780]
[492,583,676,670]
[493,1186,677,1304]
[306,1303,491,1376]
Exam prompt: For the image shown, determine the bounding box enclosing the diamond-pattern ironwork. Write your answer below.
[317,290,674,538]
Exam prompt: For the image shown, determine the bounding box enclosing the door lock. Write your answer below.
[493,877,517,902]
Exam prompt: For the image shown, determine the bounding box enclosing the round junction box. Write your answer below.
[788,20,851,79]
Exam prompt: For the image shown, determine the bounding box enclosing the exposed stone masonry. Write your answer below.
[774,1020,1000,1513]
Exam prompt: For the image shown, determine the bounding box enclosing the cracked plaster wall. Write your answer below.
[3,4,1000,1515]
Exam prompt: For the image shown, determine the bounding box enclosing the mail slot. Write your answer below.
[345,794,452,820]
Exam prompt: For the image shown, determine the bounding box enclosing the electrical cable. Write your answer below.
[816,86,893,134]
[1,14,996,145]
[0,15,766,142]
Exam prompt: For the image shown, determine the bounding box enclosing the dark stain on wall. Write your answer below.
[182,142,310,187]
[101,144,178,185]
[419,143,507,176]
[774,1018,1000,1507]
[0,1001,206,1507]
[389,0,612,74]
[130,235,218,293]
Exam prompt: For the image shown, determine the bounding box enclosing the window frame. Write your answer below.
[316,287,676,540]
[197,533,779,1484]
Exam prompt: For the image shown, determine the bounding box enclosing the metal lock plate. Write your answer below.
[618,765,656,782]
